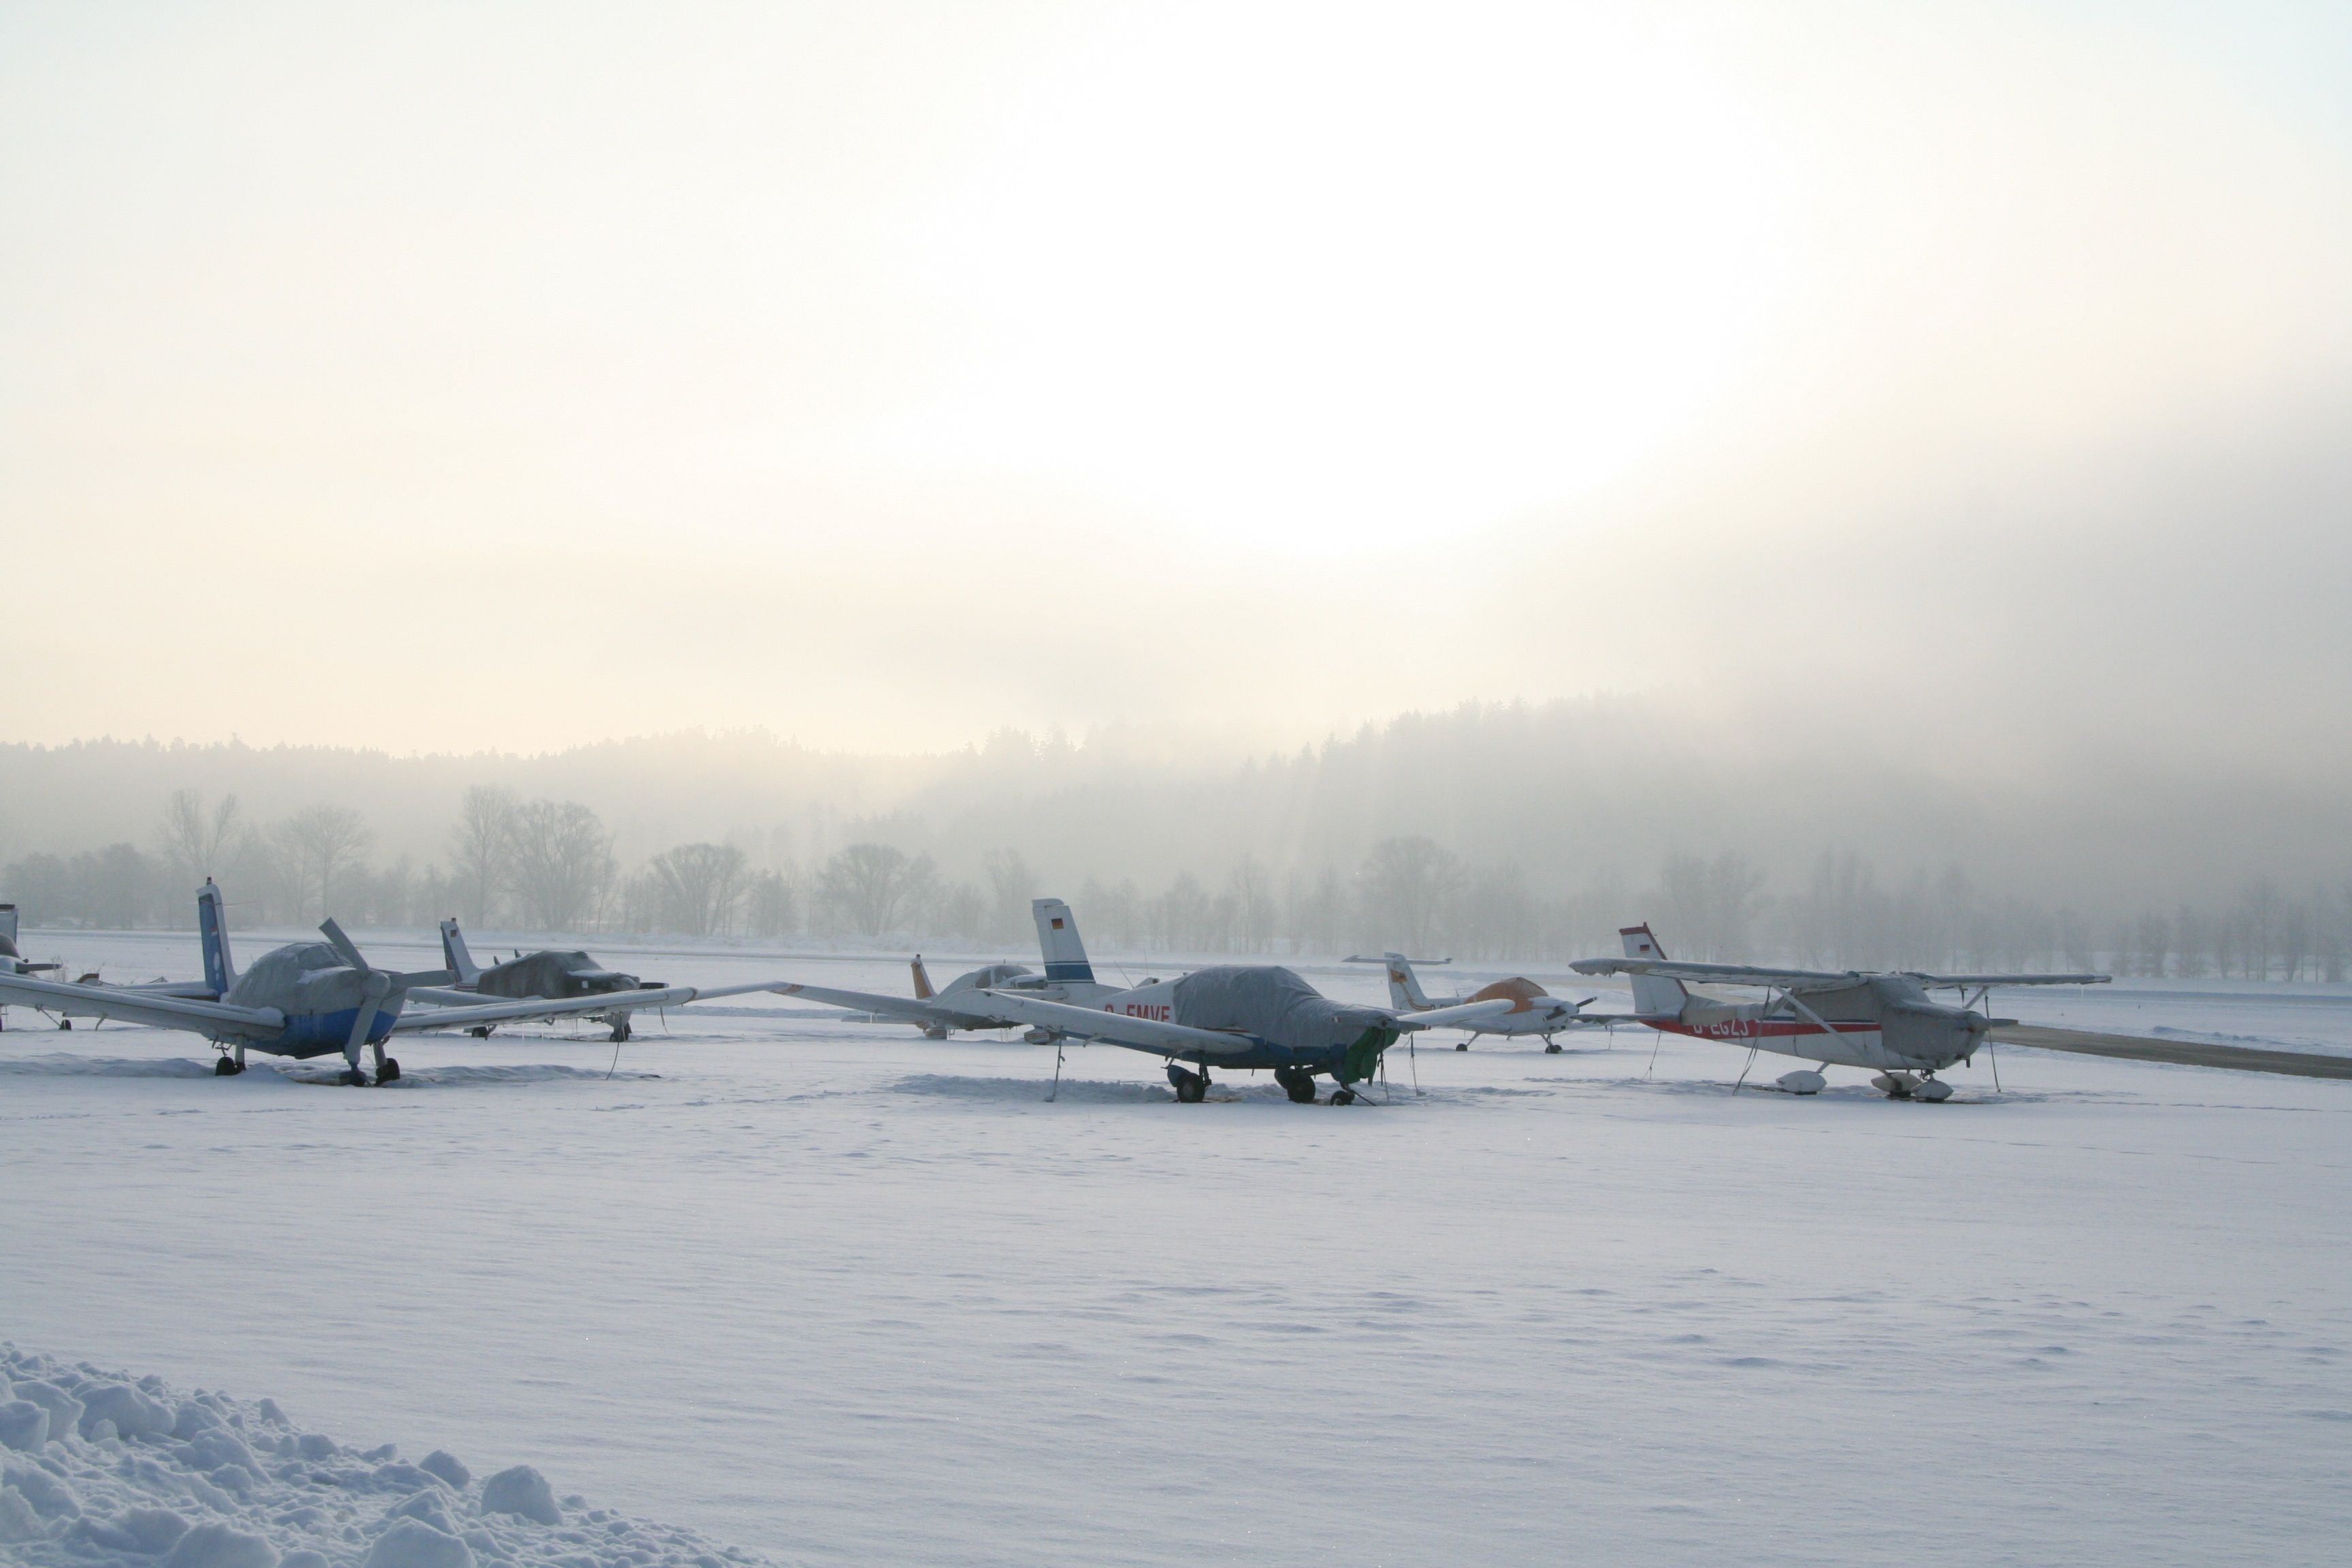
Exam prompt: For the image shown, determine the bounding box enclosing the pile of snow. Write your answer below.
[0,1348,763,1568]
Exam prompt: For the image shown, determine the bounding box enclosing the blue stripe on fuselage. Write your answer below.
[256,1002,402,1059]
[1043,961,1095,983]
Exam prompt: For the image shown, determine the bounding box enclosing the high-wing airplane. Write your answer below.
[974,965,1518,1104]
[0,881,804,1083]
[1348,951,1618,1051]
[1570,922,2109,1100]
[773,897,1123,1040]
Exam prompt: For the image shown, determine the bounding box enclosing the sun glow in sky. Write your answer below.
[3,1,2351,756]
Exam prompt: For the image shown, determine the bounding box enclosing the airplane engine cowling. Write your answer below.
[1878,1000,1980,1067]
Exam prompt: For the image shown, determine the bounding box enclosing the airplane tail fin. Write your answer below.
[1621,923,1688,1018]
[440,918,483,985]
[1033,898,1095,985]
[1384,952,1435,1010]
[911,955,934,1000]
[197,880,238,996]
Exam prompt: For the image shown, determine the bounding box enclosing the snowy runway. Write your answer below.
[5,935,2351,1565]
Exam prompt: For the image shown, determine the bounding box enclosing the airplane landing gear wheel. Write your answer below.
[1275,1067,1318,1104]
[468,1026,493,1039]
[214,1056,244,1077]
[375,1058,400,1084]
[57,1017,72,1030]
[1544,1041,1563,1054]
[1454,1041,1468,1051]
[1330,1087,1359,1105]
[1168,1066,1209,1103]
[608,1017,631,1043]
[339,1068,368,1087]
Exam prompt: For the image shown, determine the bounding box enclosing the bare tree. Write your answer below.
[447,785,519,926]
[153,789,241,921]
[982,848,1037,942]
[508,799,614,932]
[1356,836,1464,956]
[647,842,749,936]
[818,843,935,937]
[274,805,374,920]
[745,868,798,939]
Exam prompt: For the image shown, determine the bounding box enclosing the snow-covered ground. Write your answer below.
[6,929,2352,1566]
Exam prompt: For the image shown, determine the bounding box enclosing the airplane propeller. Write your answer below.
[319,919,393,1083]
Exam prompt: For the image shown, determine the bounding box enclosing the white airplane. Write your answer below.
[1570,922,2109,1100]
[774,897,1123,1039]
[1348,951,1619,1051]
[0,881,809,1083]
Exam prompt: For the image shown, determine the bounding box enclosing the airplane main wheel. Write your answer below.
[1330,1088,1358,1106]
[1275,1068,1317,1104]
[58,1018,72,1030]
[376,1058,401,1084]
[1169,1066,1209,1103]
[468,1026,493,1039]
[340,1068,368,1087]
[609,1018,632,1043]
[1454,1041,1468,1051]
[1544,1042,1563,1054]
[214,1056,243,1077]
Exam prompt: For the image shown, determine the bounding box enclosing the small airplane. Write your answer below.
[1348,951,1617,1051]
[0,881,803,1083]
[973,965,1519,1105]
[421,920,680,1042]
[1569,922,2110,1100]
[773,898,1124,1039]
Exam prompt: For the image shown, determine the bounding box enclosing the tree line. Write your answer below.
[5,785,2351,979]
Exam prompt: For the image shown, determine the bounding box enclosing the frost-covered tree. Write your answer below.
[273,805,373,921]
[647,842,749,937]
[508,800,613,932]
[1356,836,1463,957]
[446,785,518,926]
[818,843,935,938]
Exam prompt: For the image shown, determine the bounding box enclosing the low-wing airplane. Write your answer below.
[1348,951,1616,1051]
[419,919,700,1041]
[973,965,1518,1104]
[0,882,806,1083]
[1570,922,2109,1100]
[773,897,1123,1039]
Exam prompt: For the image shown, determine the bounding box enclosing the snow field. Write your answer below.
[5,932,2352,1566]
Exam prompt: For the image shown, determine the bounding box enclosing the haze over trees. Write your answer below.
[1,706,2350,976]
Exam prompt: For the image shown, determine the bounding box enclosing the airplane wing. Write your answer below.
[389,980,790,1034]
[0,971,283,1037]
[1570,958,1855,986]
[768,980,1009,1030]
[1991,1024,2352,1080]
[1907,972,2111,988]
[1391,998,1520,1030]
[977,990,1260,1057]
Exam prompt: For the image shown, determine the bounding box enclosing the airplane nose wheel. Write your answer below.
[1330,1088,1358,1105]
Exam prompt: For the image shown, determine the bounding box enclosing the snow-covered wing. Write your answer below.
[391,979,826,1034]
[1390,997,1520,1031]
[769,979,1006,1029]
[0,971,282,1036]
[978,990,1258,1056]
[390,985,703,1033]
[1908,971,2111,988]
[1571,957,1854,985]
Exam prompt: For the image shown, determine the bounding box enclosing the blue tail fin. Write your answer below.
[197,880,237,996]
[1032,898,1095,985]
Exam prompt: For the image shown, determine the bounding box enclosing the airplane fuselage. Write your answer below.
[1650,976,1991,1073]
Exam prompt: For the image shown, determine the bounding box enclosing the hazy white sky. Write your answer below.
[3,0,2349,758]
